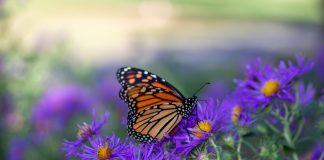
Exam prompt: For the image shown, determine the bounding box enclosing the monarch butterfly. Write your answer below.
[116,67,207,143]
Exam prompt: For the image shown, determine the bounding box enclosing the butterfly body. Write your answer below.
[116,67,197,143]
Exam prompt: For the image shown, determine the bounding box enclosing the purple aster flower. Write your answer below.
[304,144,324,160]
[31,85,93,138]
[63,111,110,157]
[135,144,181,160]
[194,99,226,134]
[79,134,134,160]
[132,144,165,160]
[221,91,253,127]
[171,99,225,156]
[234,55,313,108]
[294,54,314,76]
[297,82,315,106]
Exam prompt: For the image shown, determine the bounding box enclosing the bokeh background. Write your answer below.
[0,0,323,159]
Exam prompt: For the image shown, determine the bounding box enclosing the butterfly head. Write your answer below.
[188,96,198,107]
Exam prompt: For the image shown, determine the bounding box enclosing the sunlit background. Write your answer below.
[0,0,323,159]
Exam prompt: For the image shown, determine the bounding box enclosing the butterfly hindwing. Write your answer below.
[128,103,183,142]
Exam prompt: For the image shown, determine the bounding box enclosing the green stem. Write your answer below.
[264,119,280,134]
[283,128,299,160]
[209,138,221,160]
[242,140,257,154]
[283,104,290,121]
[293,119,304,142]
[237,137,242,160]
[203,146,209,160]
[282,106,299,160]
[270,111,285,122]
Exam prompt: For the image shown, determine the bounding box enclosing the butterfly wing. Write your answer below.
[116,67,185,99]
[120,85,184,142]
[128,102,183,142]
[116,67,187,142]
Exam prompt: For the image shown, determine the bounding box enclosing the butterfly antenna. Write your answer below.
[193,82,211,96]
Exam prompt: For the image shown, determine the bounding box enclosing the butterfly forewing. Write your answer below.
[120,85,183,111]
[117,67,185,99]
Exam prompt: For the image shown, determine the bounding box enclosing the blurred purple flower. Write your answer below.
[97,76,120,104]
[234,55,313,108]
[63,111,110,157]
[201,81,230,99]
[304,144,324,160]
[221,91,253,127]
[295,54,314,75]
[321,89,324,102]
[79,134,134,160]
[316,45,324,80]
[97,76,127,116]
[297,82,315,106]
[172,99,225,155]
[7,138,28,160]
[31,85,93,138]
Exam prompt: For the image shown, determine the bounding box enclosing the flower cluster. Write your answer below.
[234,55,313,108]
[63,55,323,160]
[63,111,110,157]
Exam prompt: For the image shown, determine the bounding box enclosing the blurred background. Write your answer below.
[0,0,323,159]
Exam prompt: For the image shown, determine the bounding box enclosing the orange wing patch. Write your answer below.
[152,82,174,93]
[127,87,141,98]
[149,112,177,138]
[123,84,184,114]
[141,122,157,134]
[159,104,178,109]
[135,83,149,87]
[156,113,181,139]
[137,99,161,108]
[155,92,181,102]
[136,95,155,101]
[149,110,175,122]
[128,78,136,84]
[137,101,169,112]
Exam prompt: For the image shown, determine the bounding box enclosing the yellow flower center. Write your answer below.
[97,146,112,160]
[193,120,212,138]
[231,105,242,122]
[261,80,280,97]
[77,126,89,138]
